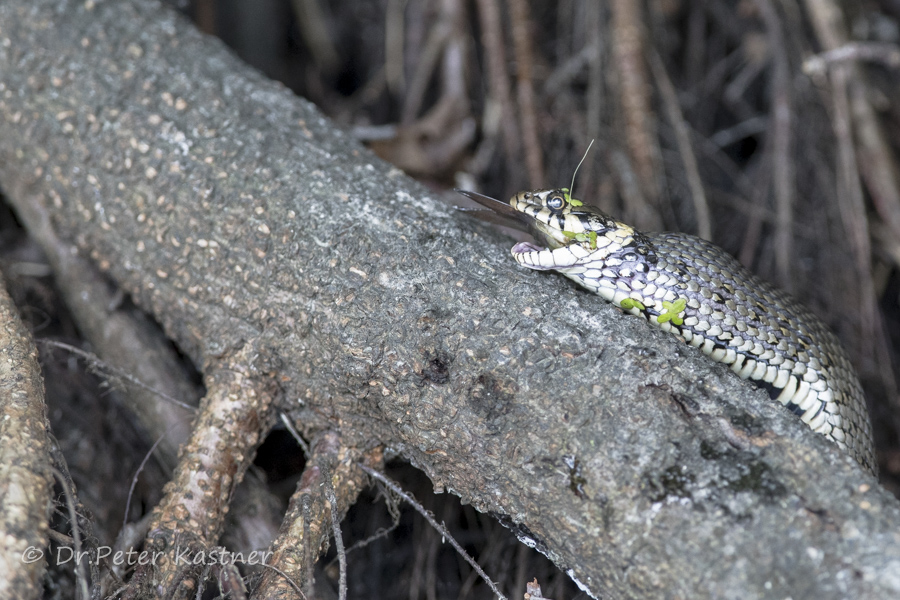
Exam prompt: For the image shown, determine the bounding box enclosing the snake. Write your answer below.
[457,187,877,475]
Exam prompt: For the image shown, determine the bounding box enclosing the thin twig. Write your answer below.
[122,429,173,536]
[507,0,544,188]
[333,482,402,557]
[258,563,307,599]
[612,0,661,209]
[803,31,900,268]
[51,467,93,600]
[649,49,712,240]
[804,0,875,334]
[326,482,401,564]
[48,438,102,600]
[321,462,348,600]
[289,0,339,73]
[385,0,407,95]
[38,340,197,412]
[357,464,508,600]
[440,0,469,101]
[683,1,708,88]
[474,0,521,163]
[804,0,900,433]
[709,116,768,148]
[401,16,450,123]
[803,41,900,75]
[542,40,601,97]
[280,412,311,460]
[755,0,795,289]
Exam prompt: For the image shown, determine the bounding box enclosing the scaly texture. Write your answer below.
[460,188,876,474]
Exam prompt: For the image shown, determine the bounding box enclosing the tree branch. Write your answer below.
[1,1,899,597]
[0,269,54,600]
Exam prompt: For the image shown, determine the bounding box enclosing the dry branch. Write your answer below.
[254,433,381,599]
[611,0,663,230]
[648,50,712,241]
[1,1,900,598]
[13,189,292,594]
[507,0,544,188]
[803,0,900,466]
[755,0,796,291]
[474,0,521,165]
[0,269,53,600]
[803,1,900,253]
[131,344,277,596]
[803,0,879,356]
[10,196,197,468]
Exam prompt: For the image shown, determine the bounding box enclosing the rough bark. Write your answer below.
[1,1,899,598]
[135,343,277,597]
[254,433,382,599]
[0,269,53,600]
[9,188,197,468]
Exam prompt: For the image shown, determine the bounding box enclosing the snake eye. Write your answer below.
[546,194,565,210]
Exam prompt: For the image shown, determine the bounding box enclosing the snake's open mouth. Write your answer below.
[455,189,573,250]
[511,241,545,254]
[454,189,525,223]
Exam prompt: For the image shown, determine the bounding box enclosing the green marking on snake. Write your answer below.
[563,189,584,207]
[658,299,687,326]
[455,186,878,475]
[619,298,646,311]
[561,227,596,248]
[567,231,597,249]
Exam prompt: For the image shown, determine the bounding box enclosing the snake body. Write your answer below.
[458,188,876,475]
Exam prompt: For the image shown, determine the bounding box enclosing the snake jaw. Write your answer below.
[454,189,529,224]
[510,242,557,271]
[511,241,586,271]
[455,188,585,249]
[511,241,545,254]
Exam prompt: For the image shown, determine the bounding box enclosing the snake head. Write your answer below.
[456,188,629,254]
[507,189,625,249]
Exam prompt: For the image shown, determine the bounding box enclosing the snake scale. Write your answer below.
[458,188,877,475]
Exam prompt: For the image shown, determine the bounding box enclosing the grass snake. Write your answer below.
[458,187,877,475]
